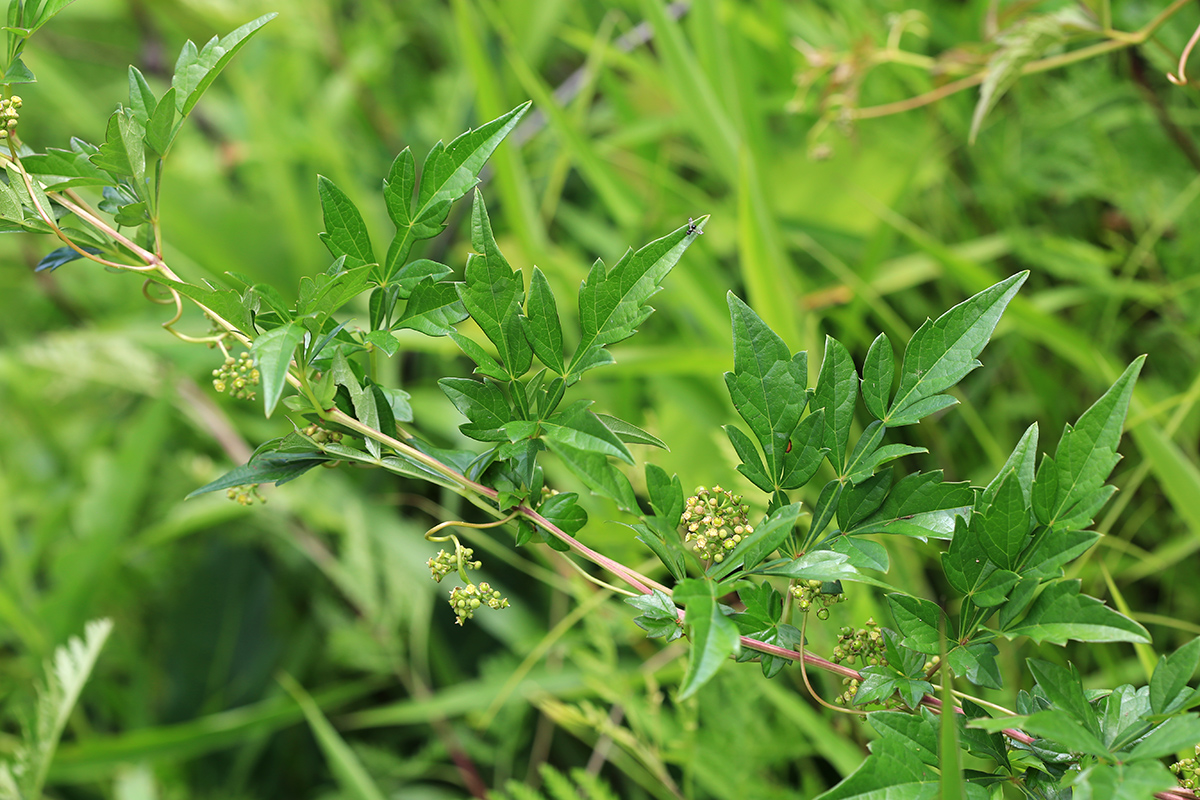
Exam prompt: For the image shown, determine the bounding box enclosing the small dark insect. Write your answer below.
[687,217,703,235]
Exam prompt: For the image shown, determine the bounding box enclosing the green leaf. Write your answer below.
[827,535,890,572]
[277,673,387,800]
[976,470,1031,571]
[886,272,1027,426]
[543,438,638,512]
[1128,714,1200,760]
[90,109,145,183]
[330,349,382,456]
[1027,659,1098,734]
[439,377,511,442]
[779,409,828,490]
[969,10,1093,144]
[448,331,508,381]
[363,330,399,357]
[854,471,974,539]
[946,643,1002,690]
[144,86,177,157]
[537,492,588,537]
[394,279,468,336]
[981,423,1038,509]
[139,275,250,332]
[544,407,634,464]
[317,176,375,268]
[813,736,939,800]
[676,579,741,700]
[646,465,684,525]
[868,709,941,767]
[1068,761,1174,800]
[171,13,277,118]
[838,471,891,530]
[626,590,683,642]
[568,220,705,378]
[522,267,564,374]
[725,424,773,492]
[970,568,1019,607]
[251,322,305,418]
[886,594,944,655]
[456,192,532,378]
[594,414,667,449]
[1021,711,1110,759]
[812,336,858,473]
[723,293,808,487]
[1003,580,1150,645]
[631,521,688,582]
[1,56,35,84]
[22,139,111,189]
[127,65,156,122]
[1047,357,1145,526]
[1150,637,1200,716]
[755,550,860,583]
[847,443,927,486]
[383,102,530,277]
[707,502,802,581]
[861,332,894,421]
[187,434,332,496]
[1019,528,1098,581]
[391,258,453,298]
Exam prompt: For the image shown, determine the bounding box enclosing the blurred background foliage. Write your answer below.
[2,0,1200,797]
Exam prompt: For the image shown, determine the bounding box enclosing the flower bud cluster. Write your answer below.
[790,579,845,620]
[226,484,264,506]
[831,619,887,669]
[212,352,260,400]
[426,547,481,583]
[302,423,343,445]
[0,95,21,138]
[1171,744,1200,789]
[681,486,753,563]
[836,676,861,706]
[449,581,509,625]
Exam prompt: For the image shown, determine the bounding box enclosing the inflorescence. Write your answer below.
[212,351,260,400]
[790,579,845,620]
[681,486,753,563]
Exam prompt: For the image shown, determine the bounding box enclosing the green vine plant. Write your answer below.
[5,8,1200,800]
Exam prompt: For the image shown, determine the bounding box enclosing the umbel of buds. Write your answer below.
[790,579,846,620]
[1172,744,1200,790]
[681,486,753,563]
[0,95,21,139]
[226,484,264,506]
[212,352,260,400]
[426,547,481,583]
[448,582,509,625]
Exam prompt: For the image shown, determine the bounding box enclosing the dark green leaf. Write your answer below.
[187,434,332,497]
[568,220,704,378]
[317,176,375,268]
[869,709,940,767]
[942,515,985,595]
[947,643,1002,690]
[755,550,860,583]
[838,470,891,530]
[725,424,773,492]
[861,332,894,421]
[1128,714,1200,760]
[394,279,468,336]
[886,272,1027,426]
[626,590,683,642]
[456,192,531,378]
[676,579,740,699]
[1032,453,1058,526]
[1150,637,1200,716]
[439,377,511,441]
[538,492,588,536]
[330,349,382,456]
[364,330,400,357]
[982,423,1038,509]
[1022,711,1110,759]
[544,405,634,464]
[127,65,156,122]
[1047,357,1144,526]
[812,336,858,472]
[813,732,939,800]
[886,594,943,655]
[447,331,508,381]
[827,535,889,573]
[141,274,253,332]
[522,267,564,374]
[971,568,1019,607]
[1020,528,1099,581]
[646,465,684,526]
[391,259,453,298]
[1027,659,1098,733]
[383,103,530,278]
[631,522,688,581]
[543,438,638,511]
[1003,580,1150,645]
[34,246,102,273]
[779,409,827,490]
[854,470,973,539]
[22,139,110,189]
[1068,761,1174,800]
[977,469,1032,571]
[707,502,801,581]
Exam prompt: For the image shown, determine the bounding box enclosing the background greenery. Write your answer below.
[2,0,1199,797]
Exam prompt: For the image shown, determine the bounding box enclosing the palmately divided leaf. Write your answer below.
[567,220,705,378]
[723,293,808,487]
[383,102,530,276]
[456,192,532,378]
[887,272,1027,426]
